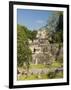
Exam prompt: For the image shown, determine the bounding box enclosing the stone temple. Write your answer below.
[28,29,54,65]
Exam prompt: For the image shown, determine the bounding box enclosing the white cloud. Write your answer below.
[36,20,44,24]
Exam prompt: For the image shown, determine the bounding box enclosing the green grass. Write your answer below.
[29,64,47,69]
[29,61,62,69]
[18,74,48,80]
[18,61,63,80]
[18,61,62,70]
[50,61,62,68]
[18,74,37,80]
[47,70,63,79]
[18,71,63,80]
[55,71,63,78]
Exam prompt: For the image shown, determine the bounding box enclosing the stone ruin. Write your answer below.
[28,29,58,65]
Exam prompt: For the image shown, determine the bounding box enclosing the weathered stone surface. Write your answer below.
[28,29,63,65]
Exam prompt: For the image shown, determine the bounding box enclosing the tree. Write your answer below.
[55,12,63,42]
[46,11,63,43]
[31,31,37,41]
[44,12,63,63]
[17,25,32,71]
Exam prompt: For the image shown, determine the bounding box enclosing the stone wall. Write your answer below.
[28,29,63,65]
[30,43,63,65]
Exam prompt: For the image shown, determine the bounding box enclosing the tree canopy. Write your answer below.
[45,11,63,43]
[17,25,32,68]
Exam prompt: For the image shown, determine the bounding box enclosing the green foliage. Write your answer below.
[31,31,37,41]
[22,27,37,41]
[46,11,63,43]
[51,61,62,68]
[55,71,63,78]
[17,24,32,68]
[54,31,63,43]
[56,12,63,32]
[47,71,63,79]
[47,71,56,79]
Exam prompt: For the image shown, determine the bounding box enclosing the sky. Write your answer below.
[17,9,53,31]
